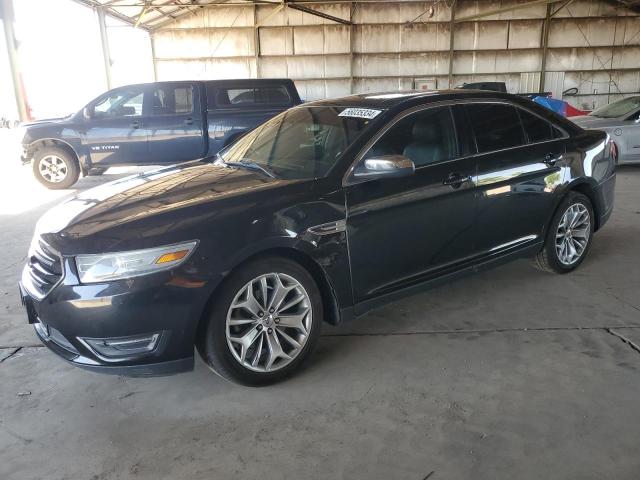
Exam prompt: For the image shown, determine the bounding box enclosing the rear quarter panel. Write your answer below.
[555,129,616,229]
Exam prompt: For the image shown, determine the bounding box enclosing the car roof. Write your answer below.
[302,89,527,110]
[302,89,582,135]
[111,79,295,89]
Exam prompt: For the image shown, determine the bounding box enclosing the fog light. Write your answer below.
[80,332,161,360]
[34,321,50,338]
[35,321,80,355]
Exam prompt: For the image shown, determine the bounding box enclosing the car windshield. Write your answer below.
[589,96,640,118]
[219,106,375,180]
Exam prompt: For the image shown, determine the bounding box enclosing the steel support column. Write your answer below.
[253,3,260,79]
[539,2,551,93]
[150,34,158,81]
[448,0,456,88]
[1,0,28,121]
[97,6,112,90]
[349,1,356,93]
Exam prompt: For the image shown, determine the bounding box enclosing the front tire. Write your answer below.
[535,192,594,274]
[32,147,80,189]
[197,257,322,386]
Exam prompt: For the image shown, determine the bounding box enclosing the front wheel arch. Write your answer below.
[29,138,80,165]
[195,254,324,385]
[194,248,341,349]
[31,145,81,189]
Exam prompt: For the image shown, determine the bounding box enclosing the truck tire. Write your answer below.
[32,147,80,189]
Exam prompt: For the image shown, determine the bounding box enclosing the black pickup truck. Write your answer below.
[19,79,302,189]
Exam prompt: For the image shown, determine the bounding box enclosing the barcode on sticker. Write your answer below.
[338,108,382,119]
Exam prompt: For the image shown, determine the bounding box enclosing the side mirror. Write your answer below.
[353,154,415,180]
[83,107,92,120]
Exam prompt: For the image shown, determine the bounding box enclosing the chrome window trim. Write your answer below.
[342,98,570,187]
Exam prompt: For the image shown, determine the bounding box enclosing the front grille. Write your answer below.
[27,239,62,296]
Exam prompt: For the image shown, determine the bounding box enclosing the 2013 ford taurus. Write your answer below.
[19,90,617,385]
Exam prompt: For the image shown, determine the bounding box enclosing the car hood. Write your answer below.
[571,116,619,128]
[22,115,73,127]
[35,161,296,240]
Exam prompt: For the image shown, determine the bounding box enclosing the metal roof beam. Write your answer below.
[285,1,352,25]
[72,0,152,30]
[454,0,559,23]
[73,0,154,31]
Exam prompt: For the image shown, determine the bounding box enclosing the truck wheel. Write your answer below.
[32,147,80,189]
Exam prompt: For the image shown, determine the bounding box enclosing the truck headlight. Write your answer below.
[75,241,198,283]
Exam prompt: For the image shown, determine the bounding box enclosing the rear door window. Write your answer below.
[149,85,194,115]
[466,103,525,153]
[518,108,555,143]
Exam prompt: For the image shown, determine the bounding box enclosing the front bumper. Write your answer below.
[19,260,211,377]
[33,321,193,377]
[595,171,616,230]
[21,143,32,165]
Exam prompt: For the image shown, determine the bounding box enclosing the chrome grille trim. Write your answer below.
[23,238,63,299]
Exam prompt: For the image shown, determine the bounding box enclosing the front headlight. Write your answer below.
[75,241,198,283]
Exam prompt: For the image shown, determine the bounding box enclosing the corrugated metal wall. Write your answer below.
[151,0,640,109]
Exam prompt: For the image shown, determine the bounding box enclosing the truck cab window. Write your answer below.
[93,90,143,118]
[214,86,291,107]
[150,86,193,115]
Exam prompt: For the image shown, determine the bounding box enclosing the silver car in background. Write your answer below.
[572,96,640,165]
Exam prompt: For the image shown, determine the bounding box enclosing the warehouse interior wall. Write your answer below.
[151,0,640,110]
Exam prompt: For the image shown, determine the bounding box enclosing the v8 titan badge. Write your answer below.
[338,108,382,119]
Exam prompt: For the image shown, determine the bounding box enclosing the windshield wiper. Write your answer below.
[225,158,276,178]
[215,154,276,178]
[239,160,276,178]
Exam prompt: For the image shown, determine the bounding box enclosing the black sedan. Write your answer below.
[20,90,617,385]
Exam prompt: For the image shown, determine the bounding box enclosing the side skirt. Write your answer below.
[352,241,543,318]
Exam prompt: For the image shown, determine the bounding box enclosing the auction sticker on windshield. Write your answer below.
[338,108,382,119]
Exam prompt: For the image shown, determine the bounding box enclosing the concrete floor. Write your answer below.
[1,153,639,479]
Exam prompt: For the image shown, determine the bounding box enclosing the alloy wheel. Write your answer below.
[225,272,313,372]
[555,203,591,266]
[38,155,68,183]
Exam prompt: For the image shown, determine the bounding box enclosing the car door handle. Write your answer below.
[544,153,563,165]
[443,173,472,188]
[184,117,193,126]
[130,120,141,129]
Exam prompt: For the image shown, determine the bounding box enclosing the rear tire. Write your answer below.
[32,147,80,189]
[534,192,594,274]
[197,256,322,386]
